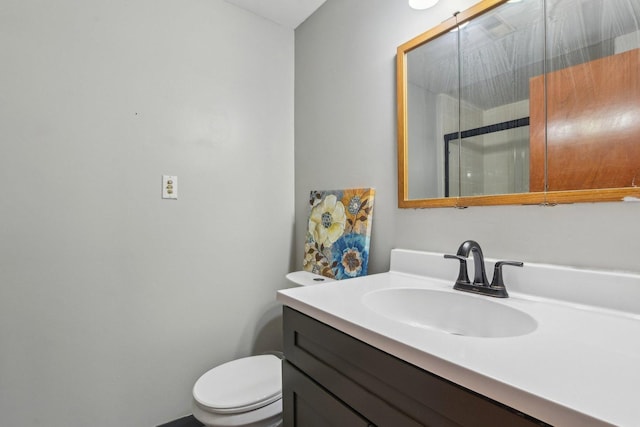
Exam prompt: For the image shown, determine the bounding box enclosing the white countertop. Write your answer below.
[277,250,640,427]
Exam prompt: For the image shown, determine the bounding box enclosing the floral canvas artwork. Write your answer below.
[303,188,375,280]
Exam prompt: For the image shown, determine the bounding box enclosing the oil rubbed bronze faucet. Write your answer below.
[444,240,522,298]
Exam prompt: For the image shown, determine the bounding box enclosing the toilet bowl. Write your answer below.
[192,354,283,427]
[192,271,329,426]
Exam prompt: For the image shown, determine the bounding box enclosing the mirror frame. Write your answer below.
[397,0,640,208]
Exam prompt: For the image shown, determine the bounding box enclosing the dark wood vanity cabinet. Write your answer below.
[282,307,548,427]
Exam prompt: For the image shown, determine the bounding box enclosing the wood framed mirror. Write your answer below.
[397,0,640,208]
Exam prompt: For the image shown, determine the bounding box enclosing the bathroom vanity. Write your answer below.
[282,306,544,426]
[277,249,640,426]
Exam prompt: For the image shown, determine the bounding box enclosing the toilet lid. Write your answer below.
[193,354,282,414]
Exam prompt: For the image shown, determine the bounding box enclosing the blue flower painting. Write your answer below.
[303,188,375,280]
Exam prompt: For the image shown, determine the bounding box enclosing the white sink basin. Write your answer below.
[362,288,537,338]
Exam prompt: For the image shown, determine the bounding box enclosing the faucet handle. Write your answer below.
[490,261,524,289]
[444,254,470,285]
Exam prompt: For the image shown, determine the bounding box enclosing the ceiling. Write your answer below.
[224,0,326,29]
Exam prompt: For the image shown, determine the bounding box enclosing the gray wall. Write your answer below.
[295,0,640,275]
[0,1,293,426]
[407,83,439,199]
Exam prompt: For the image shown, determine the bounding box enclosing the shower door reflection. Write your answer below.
[445,121,530,197]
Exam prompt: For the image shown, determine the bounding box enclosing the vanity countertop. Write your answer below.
[277,250,640,427]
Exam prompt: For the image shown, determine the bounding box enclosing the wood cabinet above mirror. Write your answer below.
[397,0,640,208]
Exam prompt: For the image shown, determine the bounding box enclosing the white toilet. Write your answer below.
[192,272,333,427]
[192,354,283,427]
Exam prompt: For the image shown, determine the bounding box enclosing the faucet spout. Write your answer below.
[445,240,523,298]
[456,240,489,287]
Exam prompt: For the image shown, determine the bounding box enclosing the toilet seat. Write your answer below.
[193,354,282,414]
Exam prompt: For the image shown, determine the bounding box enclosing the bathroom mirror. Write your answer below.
[398,0,640,208]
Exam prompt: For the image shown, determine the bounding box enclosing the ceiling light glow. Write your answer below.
[409,0,440,10]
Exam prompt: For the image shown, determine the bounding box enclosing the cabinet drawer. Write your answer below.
[283,307,547,427]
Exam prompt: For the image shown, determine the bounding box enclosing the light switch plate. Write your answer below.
[162,175,178,199]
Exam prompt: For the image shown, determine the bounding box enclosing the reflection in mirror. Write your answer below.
[532,0,640,192]
[398,0,640,207]
[405,0,545,200]
[406,28,458,199]
[445,121,530,196]
[458,0,544,196]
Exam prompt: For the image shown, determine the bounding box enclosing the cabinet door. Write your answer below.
[283,361,373,427]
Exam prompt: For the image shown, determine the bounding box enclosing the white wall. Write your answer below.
[0,1,294,426]
[295,0,640,275]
